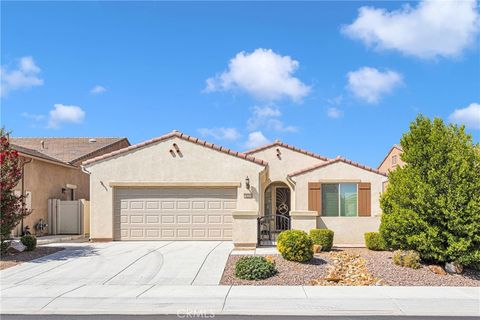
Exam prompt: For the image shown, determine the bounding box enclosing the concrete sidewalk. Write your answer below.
[1,285,478,317]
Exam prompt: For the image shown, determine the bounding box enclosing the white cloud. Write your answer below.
[48,104,86,128]
[21,112,46,121]
[1,56,43,96]
[205,48,310,102]
[342,0,480,59]
[347,67,402,103]
[198,127,241,141]
[326,107,343,119]
[247,105,297,132]
[90,85,106,94]
[449,102,480,129]
[245,131,271,149]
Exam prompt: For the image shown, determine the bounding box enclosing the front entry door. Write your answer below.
[258,185,292,245]
[275,187,290,229]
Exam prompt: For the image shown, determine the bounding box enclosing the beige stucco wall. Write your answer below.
[292,161,387,216]
[13,158,89,236]
[291,161,387,245]
[249,146,326,183]
[85,136,266,240]
[249,146,327,217]
[318,217,381,245]
[378,147,405,174]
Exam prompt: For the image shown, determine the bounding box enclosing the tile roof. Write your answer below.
[288,156,387,177]
[10,137,129,164]
[11,144,76,168]
[82,130,268,166]
[244,140,330,161]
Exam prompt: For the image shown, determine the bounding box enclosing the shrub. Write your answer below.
[364,232,387,251]
[20,235,37,251]
[380,116,480,266]
[309,229,334,251]
[1,129,31,248]
[0,241,9,254]
[393,250,421,269]
[235,256,277,280]
[277,230,313,262]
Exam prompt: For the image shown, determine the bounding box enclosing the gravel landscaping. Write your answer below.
[221,254,331,285]
[220,248,480,286]
[348,248,480,287]
[0,246,64,270]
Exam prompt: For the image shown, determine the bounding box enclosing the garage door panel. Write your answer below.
[208,215,222,224]
[161,215,175,224]
[145,215,159,224]
[192,201,206,209]
[161,201,175,209]
[192,215,206,223]
[146,201,160,209]
[114,188,236,240]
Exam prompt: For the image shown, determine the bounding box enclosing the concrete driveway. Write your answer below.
[0,241,233,286]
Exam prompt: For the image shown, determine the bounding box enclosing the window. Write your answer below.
[392,155,397,165]
[322,183,358,217]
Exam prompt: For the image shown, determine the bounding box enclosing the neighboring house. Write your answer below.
[83,130,387,246]
[11,137,130,236]
[378,144,405,174]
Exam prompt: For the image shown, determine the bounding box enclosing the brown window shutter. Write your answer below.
[308,182,321,214]
[358,182,371,216]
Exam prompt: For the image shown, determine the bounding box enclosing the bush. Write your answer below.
[364,232,387,251]
[235,256,277,280]
[380,116,480,266]
[277,230,313,262]
[309,229,334,251]
[20,235,37,251]
[393,250,421,269]
[0,241,9,254]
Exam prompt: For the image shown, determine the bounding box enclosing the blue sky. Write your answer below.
[1,1,479,168]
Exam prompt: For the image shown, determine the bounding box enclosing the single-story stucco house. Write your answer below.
[82,130,388,247]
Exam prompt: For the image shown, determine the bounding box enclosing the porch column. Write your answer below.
[290,210,318,233]
[232,210,258,249]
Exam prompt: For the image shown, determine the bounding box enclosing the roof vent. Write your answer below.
[89,138,97,143]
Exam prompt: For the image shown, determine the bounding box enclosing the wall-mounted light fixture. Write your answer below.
[245,176,250,190]
[61,188,66,194]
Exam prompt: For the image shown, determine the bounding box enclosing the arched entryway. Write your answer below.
[258,182,291,245]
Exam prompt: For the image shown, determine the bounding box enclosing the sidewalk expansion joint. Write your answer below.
[190,241,223,285]
[39,284,86,311]
[136,284,155,298]
[221,285,233,312]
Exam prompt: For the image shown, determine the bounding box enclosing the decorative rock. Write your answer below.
[312,251,381,286]
[7,240,26,253]
[313,244,322,253]
[428,265,447,275]
[445,262,463,274]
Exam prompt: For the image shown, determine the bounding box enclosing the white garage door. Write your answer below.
[114,187,237,240]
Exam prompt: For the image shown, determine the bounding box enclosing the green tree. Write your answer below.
[380,115,480,267]
[1,128,30,248]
